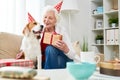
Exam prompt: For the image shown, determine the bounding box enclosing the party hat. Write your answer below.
[54,0,63,13]
[28,12,35,22]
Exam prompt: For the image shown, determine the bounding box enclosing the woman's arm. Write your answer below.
[55,25,81,62]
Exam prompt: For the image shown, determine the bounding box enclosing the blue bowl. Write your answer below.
[67,62,96,80]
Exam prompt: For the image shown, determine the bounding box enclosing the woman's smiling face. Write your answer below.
[43,10,57,29]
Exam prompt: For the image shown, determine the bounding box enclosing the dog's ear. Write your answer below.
[23,23,30,36]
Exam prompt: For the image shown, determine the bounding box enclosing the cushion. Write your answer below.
[0,32,23,58]
[0,66,37,79]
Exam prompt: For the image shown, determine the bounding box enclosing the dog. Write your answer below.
[72,41,81,56]
[20,21,43,69]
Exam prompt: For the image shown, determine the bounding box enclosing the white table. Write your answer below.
[35,69,120,80]
[0,69,120,80]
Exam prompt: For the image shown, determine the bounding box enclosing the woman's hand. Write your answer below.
[53,40,69,53]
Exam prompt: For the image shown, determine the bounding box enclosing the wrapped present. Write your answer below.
[0,59,34,68]
[43,32,62,45]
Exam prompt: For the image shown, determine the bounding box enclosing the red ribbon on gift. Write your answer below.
[50,32,57,44]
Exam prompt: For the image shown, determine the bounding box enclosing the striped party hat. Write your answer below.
[28,12,35,22]
[54,0,63,13]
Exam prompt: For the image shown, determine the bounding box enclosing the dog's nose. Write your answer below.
[40,25,44,31]
[37,35,41,39]
[40,25,44,29]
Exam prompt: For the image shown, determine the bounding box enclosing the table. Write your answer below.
[35,69,120,80]
[0,69,120,80]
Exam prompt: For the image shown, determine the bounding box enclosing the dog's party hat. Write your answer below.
[28,12,35,22]
[54,0,63,13]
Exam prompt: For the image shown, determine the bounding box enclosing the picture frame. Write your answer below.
[95,19,103,29]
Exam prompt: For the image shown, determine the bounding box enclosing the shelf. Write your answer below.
[105,10,118,14]
[91,0,119,61]
[105,44,119,46]
[105,27,119,30]
[91,0,103,3]
[92,13,103,17]
[92,44,104,46]
[92,28,104,31]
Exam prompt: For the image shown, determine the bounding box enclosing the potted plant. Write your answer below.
[108,18,118,28]
[80,37,99,63]
[81,37,88,52]
[95,34,103,44]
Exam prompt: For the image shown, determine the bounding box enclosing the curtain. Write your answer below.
[0,0,45,35]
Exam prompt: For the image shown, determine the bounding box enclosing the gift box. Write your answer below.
[0,59,34,68]
[43,32,62,45]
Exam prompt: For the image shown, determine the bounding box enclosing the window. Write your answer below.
[0,0,45,35]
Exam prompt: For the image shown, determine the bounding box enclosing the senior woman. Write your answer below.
[41,5,80,69]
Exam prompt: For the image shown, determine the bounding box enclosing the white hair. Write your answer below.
[41,5,61,25]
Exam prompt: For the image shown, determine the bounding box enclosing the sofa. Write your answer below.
[0,32,23,59]
[0,32,82,59]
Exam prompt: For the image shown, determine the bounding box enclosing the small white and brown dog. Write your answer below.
[20,21,43,69]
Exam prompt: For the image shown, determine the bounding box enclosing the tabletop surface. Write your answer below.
[36,69,120,80]
[0,69,120,80]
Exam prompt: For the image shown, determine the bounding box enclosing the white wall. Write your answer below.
[72,0,91,50]
[26,0,42,23]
